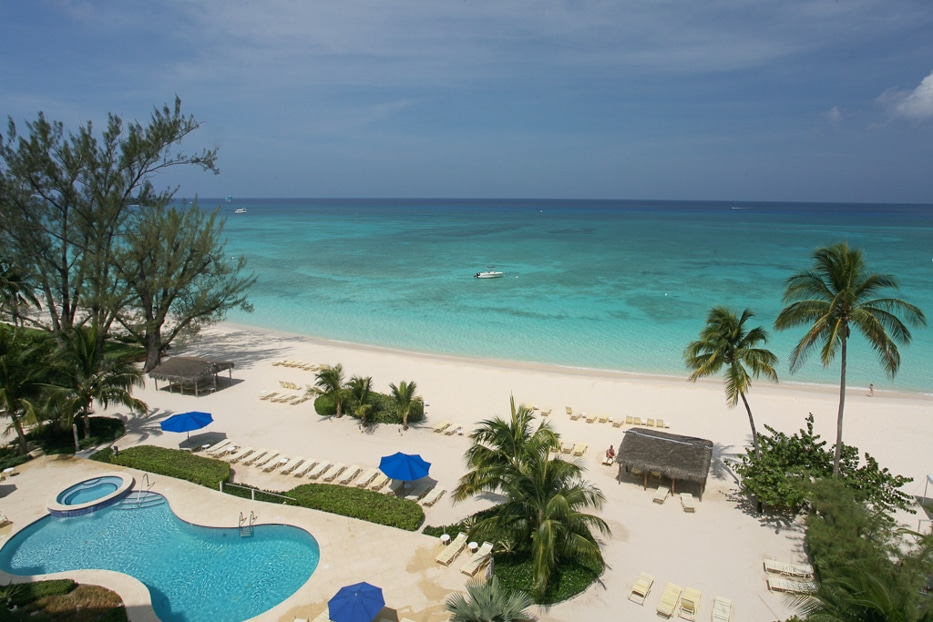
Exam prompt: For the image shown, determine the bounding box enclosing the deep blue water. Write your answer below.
[199,198,932,393]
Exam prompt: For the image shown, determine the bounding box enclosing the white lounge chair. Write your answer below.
[435,532,468,565]
[572,442,588,456]
[353,468,379,488]
[281,458,307,475]
[421,487,446,506]
[657,582,683,618]
[241,449,270,466]
[679,587,701,620]
[254,452,281,469]
[293,459,318,477]
[323,463,346,482]
[432,420,452,433]
[680,492,696,512]
[460,541,494,576]
[307,461,332,479]
[204,439,233,455]
[763,558,815,578]
[337,465,362,485]
[264,455,288,472]
[654,485,670,504]
[711,596,734,622]
[767,577,817,594]
[628,572,654,605]
[368,473,389,491]
[227,447,255,463]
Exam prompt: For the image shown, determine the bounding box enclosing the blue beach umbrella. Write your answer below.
[160,411,214,440]
[378,452,431,482]
[328,581,385,622]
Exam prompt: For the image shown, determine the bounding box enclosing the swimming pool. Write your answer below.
[0,492,320,622]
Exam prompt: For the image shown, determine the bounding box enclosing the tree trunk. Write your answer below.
[82,406,91,440]
[10,412,29,454]
[739,392,759,457]
[833,337,848,477]
[143,325,163,373]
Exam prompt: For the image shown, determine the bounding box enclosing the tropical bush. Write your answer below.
[445,575,534,622]
[733,414,912,517]
[2,578,128,622]
[288,483,424,530]
[314,385,424,426]
[96,445,231,489]
[29,415,125,455]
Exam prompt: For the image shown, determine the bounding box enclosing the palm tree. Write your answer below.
[313,364,347,417]
[794,563,916,622]
[471,453,610,599]
[775,242,926,476]
[0,326,52,453]
[0,262,40,326]
[683,306,778,456]
[388,379,420,430]
[453,396,559,502]
[445,575,535,622]
[49,325,147,439]
[347,375,374,427]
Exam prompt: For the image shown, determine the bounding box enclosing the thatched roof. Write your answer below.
[148,356,235,385]
[616,428,713,485]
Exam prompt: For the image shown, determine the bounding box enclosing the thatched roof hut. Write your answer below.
[616,428,713,499]
[148,356,235,396]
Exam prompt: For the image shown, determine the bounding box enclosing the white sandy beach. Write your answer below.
[2,321,931,622]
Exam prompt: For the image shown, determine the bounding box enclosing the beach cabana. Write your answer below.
[615,428,713,500]
[148,356,235,396]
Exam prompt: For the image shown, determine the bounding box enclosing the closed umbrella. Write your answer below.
[328,581,384,622]
[160,411,213,440]
[379,452,431,482]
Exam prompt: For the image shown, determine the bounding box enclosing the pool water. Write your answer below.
[0,493,320,622]
[56,476,121,505]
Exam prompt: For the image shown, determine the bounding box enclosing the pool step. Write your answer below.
[117,491,165,510]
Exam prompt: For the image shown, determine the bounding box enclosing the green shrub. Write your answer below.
[494,550,603,605]
[27,416,125,456]
[107,445,230,488]
[314,394,336,416]
[0,445,31,472]
[288,483,424,530]
[8,579,76,606]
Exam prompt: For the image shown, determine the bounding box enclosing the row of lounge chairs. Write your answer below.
[272,360,319,371]
[431,420,463,435]
[278,380,303,390]
[434,533,494,575]
[629,573,730,620]
[552,441,588,456]
[203,440,447,506]
[562,407,670,429]
[259,391,312,405]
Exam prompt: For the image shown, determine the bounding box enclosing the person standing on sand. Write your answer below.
[869,383,874,396]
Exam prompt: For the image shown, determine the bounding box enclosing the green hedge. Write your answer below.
[6,579,76,606]
[97,445,230,488]
[495,550,603,605]
[288,483,424,530]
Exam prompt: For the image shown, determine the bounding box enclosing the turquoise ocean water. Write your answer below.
[206,199,932,394]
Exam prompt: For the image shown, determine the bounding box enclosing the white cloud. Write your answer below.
[885,70,933,121]
[824,105,843,126]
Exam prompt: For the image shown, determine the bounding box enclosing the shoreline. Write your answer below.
[219,320,932,402]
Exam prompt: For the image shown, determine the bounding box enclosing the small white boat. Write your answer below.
[234,208,247,214]
[474,266,504,279]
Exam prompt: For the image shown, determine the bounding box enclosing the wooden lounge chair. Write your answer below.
[569,411,582,421]
[633,416,644,425]
[628,572,654,605]
[656,582,683,618]
[680,493,696,512]
[625,415,635,425]
[337,465,362,485]
[227,447,255,463]
[445,424,461,436]
[657,418,668,428]
[560,441,574,454]
[646,418,656,427]
[763,559,815,578]
[586,412,597,423]
[432,420,451,433]
[0,513,11,528]
[679,587,701,620]
[597,413,609,423]
[368,472,389,491]
[572,442,588,456]
[421,487,446,506]
[711,596,734,622]
[767,577,817,594]
[460,541,494,576]
[654,485,670,504]
[307,461,332,479]
[293,459,318,477]
[435,532,468,565]
[323,463,346,482]
[353,467,379,488]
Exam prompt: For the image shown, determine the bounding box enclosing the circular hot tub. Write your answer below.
[48,473,135,517]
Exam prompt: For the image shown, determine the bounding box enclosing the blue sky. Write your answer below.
[2,1,932,203]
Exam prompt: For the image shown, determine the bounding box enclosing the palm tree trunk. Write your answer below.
[833,337,848,477]
[739,392,759,457]
[10,412,29,454]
